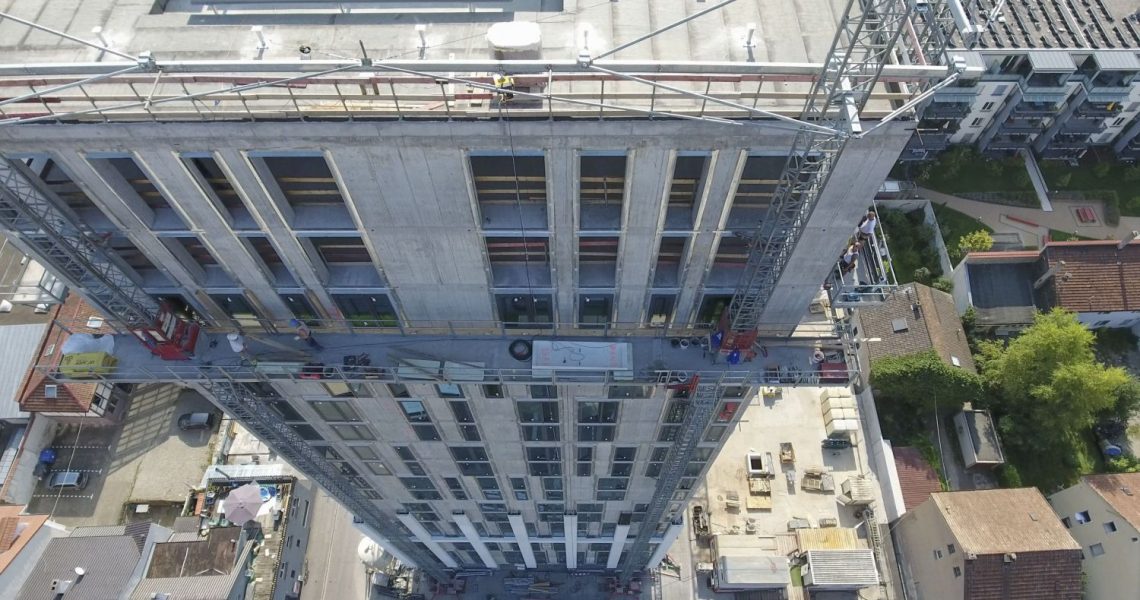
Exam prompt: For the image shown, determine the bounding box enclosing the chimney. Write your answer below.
[1033,261,1065,290]
[1117,230,1139,250]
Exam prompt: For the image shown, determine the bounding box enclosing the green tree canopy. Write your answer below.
[869,350,983,440]
[956,229,993,257]
[976,309,1133,489]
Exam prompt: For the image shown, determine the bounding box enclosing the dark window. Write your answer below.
[267,400,304,422]
[290,424,323,441]
[471,154,547,230]
[280,294,318,322]
[522,425,560,442]
[388,384,411,398]
[614,447,637,462]
[332,424,375,441]
[530,385,558,399]
[647,293,677,325]
[608,386,650,399]
[311,237,371,264]
[351,446,381,460]
[579,154,626,230]
[518,401,559,423]
[579,401,619,423]
[263,155,346,207]
[578,425,615,442]
[579,294,613,328]
[496,294,554,327]
[449,402,475,423]
[482,384,503,398]
[333,294,397,326]
[310,401,362,422]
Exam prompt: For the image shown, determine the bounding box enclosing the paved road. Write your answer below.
[300,491,370,600]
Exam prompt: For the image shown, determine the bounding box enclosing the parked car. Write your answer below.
[46,471,89,491]
[177,412,216,431]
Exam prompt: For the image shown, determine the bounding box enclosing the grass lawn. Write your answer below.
[1041,158,1140,216]
[1047,229,1096,242]
[1011,428,1104,492]
[932,202,992,258]
[912,147,1034,195]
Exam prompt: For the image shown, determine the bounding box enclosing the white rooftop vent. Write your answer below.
[951,355,962,367]
[0,300,11,313]
[85,316,103,329]
[486,21,542,60]
[44,384,58,399]
[891,318,909,333]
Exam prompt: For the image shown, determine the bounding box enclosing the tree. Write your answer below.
[1124,166,1140,183]
[977,309,1131,488]
[1093,161,1112,179]
[870,351,983,440]
[1054,172,1072,188]
[957,229,994,259]
[931,277,953,293]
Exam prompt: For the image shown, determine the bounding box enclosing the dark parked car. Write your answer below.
[177,412,217,431]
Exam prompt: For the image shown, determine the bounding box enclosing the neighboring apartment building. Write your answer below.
[1049,472,1140,600]
[894,488,1083,600]
[902,1,1140,162]
[0,506,69,595]
[952,240,1140,333]
[0,0,924,577]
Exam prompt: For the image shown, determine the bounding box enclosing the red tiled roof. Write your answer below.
[892,446,943,512]
[963,550,1083,600]
[17,294,108,413]
[0,505,50,574]
[1042,241,1140,313]
[1085,472,1140,529]
[0,517,18,553]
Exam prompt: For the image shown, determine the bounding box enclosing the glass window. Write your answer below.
[398,400,431,423]
[436,383,464,398]
[388,384,411,398]
[518,401,559,423]
[578,401,619,423]
[597,478,628,490]
[522,425,560,442]
[310,400,362,422]
[412,425,441,441]
[459,425,481,442]
[578,425,616,442]
[448,401,475,423]
[704,425,727,442]
[651,447,669,461]
[496,294,554,328]
[267,399,304,422]
[614,447,636,461]
[364,462,391,476]
[530,385,558,399]
[482,384,504,398]
[450,447,490,462]
[578,294,613,327]
[610,463,632,476]
[608,386,650,399]
[290,424,323,441]
[393,446,415,461]
[351,446,380,460]
[333,424,375,441]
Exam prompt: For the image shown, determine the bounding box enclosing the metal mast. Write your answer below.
[723,0,920,349]
[0,158,158,325]
[208,381,452,581]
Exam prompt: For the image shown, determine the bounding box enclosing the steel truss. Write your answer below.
[207,381,451,581]
[0,158,157,325]
[727,0,941,336]
[619,379,724,581]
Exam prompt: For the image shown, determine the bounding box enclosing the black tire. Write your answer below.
[508,339,532,361]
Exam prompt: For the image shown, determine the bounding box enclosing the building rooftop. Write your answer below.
[1041,241,1140,313]
[891,447,943,512]
[957,409,1005,465]
[18,295,108,413]
[858,283,976,373]
[930,488,1080,555]
[964,258,1040,328]
[1084,472,1140,528]
[967,0,1140,49]
[15,524,160,600]
[131,526,254,600]
[0,0,957,124]
[0,506,50,575]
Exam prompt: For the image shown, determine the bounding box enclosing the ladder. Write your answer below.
[724,0,945,349]
[0,157,158,325]
[209,381,451,582]
[619,378,722,580]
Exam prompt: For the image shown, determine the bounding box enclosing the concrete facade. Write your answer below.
[1048,475,1140,600]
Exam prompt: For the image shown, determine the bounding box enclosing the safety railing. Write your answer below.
[826,210,898,308]
[0,68,923,125]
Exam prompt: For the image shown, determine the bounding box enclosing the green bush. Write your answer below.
[1123,167,1140,183]
[1054,172,1072,188]
[1093,161,1113,179]
[997,464,1023,488]
[932,277,954,293]
[1104,195,1121,227]
[913,267,933,284]
[957,229,994,257]
[985,160,1004,178]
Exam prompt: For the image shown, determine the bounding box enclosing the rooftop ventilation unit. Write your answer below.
[486,21,542,60]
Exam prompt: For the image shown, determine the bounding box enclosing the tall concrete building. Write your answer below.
[0,0,952,578]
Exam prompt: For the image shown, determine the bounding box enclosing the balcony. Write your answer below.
[1040,146,1087,161]
[923,101,971,119]
[1062,118,1105,134]
[1011,102,1062,117]
[1000,118,1048,132]
[1074,102,1122,119]
[987,134,1032,151]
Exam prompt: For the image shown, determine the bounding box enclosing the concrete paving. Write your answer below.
[26,383,219,527]
[919,187,1140,247]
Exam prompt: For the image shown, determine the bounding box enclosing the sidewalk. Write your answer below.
[917,187,1140,246]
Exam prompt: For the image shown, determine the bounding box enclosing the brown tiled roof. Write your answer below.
[963,550,1083,600]
[0,505,50,574]
[892,447,943,512]
[17,294,108,413]
[1085,472,1140,529]
[1042,241,1140,313]
[931,488,1080,554]
[858,283,976,373]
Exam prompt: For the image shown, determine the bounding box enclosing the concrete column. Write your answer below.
[614,147,671,324]
[395,512,458,569]
[49,150,228,322]
[352,520,419,568]
[326,145,496,323]
[212,149,337,320]
[673,149,747,324]
[507,512,538,568]
[606,514,632,570]
[645,519,685,570]
[452,511,497,569]
[757,122,913,334]
[563,513,578,570]
[546,147,577,325]
[133,151,290,319]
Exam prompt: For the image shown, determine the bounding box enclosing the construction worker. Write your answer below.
[493,72,516,102]
[840,241,862,274]
[856,210,878,241]
[290,318,323,351]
